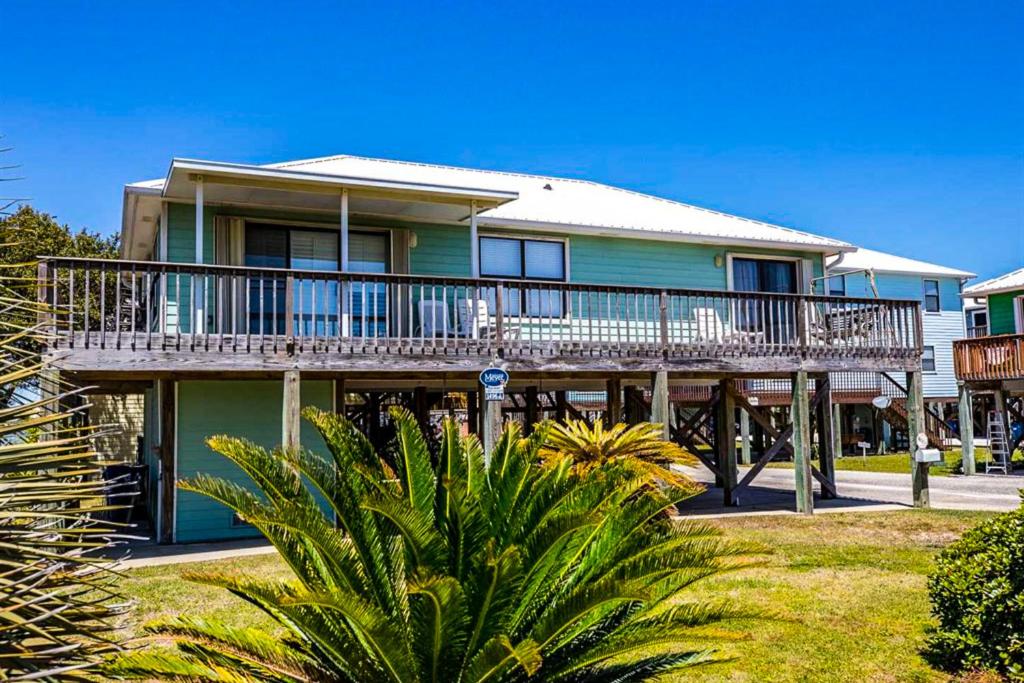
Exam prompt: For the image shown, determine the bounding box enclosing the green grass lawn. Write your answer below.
[120,509,994,682]
[765,448,1001,477]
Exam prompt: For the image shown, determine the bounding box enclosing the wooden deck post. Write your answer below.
[739,408,751,465]
[482,392,502,465]
[651,371,670,441]
[158,378,176,544]
[467,390,479,434]
[792,371,813,514]
[832,403,843,459]
[814,374,836,499]
[606,378,622,427]
[283,370,301,451]
[957,382,975,475]
[718,379,738,505]
[334,377,346,417]
[525,385,539,434]
[414,386,430,434]
[906,370,929,508]
[555,390,568,423]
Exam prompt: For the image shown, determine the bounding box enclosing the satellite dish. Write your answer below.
[871,396,892,410]
[916,433,929,449]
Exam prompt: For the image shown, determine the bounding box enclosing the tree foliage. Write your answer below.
[0,261,129,680]
[109,409,761,682]
[926,502,1024,679]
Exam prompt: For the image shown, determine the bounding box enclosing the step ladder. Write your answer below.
[986,411,1011,474]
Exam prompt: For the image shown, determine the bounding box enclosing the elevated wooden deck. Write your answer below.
[954,334,1024,385]
[39,256,923,378]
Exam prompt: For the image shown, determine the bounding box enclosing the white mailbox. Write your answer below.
[914,448,942,464]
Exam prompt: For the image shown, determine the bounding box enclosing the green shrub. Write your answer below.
[926,503,1024,678]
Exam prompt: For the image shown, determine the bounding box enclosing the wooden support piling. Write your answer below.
[555,390,567,423]
[718,379,738,505]
[957,382,974,475]
[525,385,539,434]
[414,386,430,433]
[814,374,836,499]
[651,371,670,441]
[739,407,751,465]
[606,378,622,427]
[792,371,813,514]
[282,370,301,451]
[158,378,176,544]
[906,370,929,508]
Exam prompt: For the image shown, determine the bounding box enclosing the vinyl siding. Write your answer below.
[920,311,966,398]
[175,379,333,543]
[988,290,1024,335]
[836,271,966,399]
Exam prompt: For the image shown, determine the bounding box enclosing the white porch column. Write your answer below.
[469,201,480,278]
[194,176,205,334]
[340,189,349,271]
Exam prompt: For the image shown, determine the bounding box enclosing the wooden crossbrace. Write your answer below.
[727,382,835,500]
[670,388,720,478]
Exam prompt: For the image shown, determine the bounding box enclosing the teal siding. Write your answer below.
[409,224,471,277]
[163,203,825,291]
[175,379,333,543]
[989,290,1023,335]
[572,237,822,289]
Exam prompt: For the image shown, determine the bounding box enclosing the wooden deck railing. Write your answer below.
[37,256,923,367]
[954,334,1024,382]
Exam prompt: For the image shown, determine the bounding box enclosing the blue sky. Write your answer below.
[4,0,1022,281]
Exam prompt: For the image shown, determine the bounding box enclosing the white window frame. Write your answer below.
[478,233,571,321]
[923,279,941,314]
[921,345,937,373]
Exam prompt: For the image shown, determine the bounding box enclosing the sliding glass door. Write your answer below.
[732,257,798,338]
[244,223,389,337]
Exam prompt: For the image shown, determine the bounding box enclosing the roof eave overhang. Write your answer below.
[832,266,977,280]
[476,216,855,254]
[120,184,162,259]
[962,284,1024,298]
[163,158,518,208]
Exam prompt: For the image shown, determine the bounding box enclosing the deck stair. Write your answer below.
[876,373,957,451]
[986,411,1012,474]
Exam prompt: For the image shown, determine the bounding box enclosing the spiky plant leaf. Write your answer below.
[0,264,129,680]
[110,406,763,681]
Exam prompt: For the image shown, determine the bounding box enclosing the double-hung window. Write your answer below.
[922,345,936,372]
[923,279,941,313]
[479,237,566,316]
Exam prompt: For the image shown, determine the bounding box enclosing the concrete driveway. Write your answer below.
[679,465,1022,516]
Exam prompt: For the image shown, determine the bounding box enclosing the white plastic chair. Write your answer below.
[692,307,763,344]
[458,298,490,339]
[418,299,450,338]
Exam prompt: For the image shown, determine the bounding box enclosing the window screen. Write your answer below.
[923,280,940,313]
[922,346,936,372]
[480,237,524,278]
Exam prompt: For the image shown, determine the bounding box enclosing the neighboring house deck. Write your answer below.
[952,267,1024,473]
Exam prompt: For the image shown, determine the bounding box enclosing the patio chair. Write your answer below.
[692,307,764,344]
[456,297,521,341]
[418,299,450,338]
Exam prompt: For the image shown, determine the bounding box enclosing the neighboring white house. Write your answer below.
[827,247,976,402]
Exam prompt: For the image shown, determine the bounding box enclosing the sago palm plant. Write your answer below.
[540,419,701,493]
[109,408,760,682]
[1,263,129,680]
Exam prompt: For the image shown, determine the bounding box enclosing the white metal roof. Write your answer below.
[963,267,1024,296]
[127,154,855,253]
[828,247,975,279]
